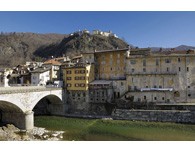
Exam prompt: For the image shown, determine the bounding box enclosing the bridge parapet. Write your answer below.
[0,86,62,94]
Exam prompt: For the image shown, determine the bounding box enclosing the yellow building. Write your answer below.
[63,62,94,91]
[95,48,129,80]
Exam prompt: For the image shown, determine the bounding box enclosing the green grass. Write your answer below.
[34,116,195,141]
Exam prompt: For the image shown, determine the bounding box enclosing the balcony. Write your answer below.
[126,72,177,76]
[128,87,174,92]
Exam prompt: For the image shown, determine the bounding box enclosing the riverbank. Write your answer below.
[0,123,64,141]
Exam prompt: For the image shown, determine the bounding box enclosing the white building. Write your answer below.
[31,67,51,86]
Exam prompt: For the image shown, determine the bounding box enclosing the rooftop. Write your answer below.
[94,48,129,53]
[43,59,61,66]
[89,80,112,85]
[31,67,51,73]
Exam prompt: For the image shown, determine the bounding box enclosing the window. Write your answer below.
[121,82,124,86]
[132,68,135,72]
[143,68,146,72]
[188,86,190,88]
[67,84,71,87]
[162,97,165,100]
[188,94,191,97]
[165,59,171,63]
[154,85,157,88]
[80,84,85,87]
[144,96,146,100]
[130,60,136,64]
[167,67,169,72]
[154,97,157,100]
[75,84,79,87]
[143,59,146,66]
[128,86,131,91]
[80,70,85,74]
[178,58,181,62]
[146,86,148,88]
[179,67,181,72]
[156,59,159,66]
[159,85,162,88]
[187,67,189,72]
[75,70,79,74]
[83,93,85,97]
[66,70,71,74]
[111,67,112,71]
[67,77,71,80]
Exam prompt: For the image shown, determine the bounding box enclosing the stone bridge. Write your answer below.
[0,86,66,130]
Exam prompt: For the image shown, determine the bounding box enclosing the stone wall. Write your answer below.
[112,109,195,123]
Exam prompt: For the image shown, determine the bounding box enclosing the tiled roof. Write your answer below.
[43,59,61,65]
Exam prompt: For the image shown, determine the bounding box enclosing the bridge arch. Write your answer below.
[33,94,65,116]
[0,100,23,113]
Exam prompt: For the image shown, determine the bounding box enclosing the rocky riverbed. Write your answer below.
[0,124,64,141]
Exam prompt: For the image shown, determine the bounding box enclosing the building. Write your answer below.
[63,62,95,91]
[125,49,195,104]
[42,59,61,81]
[0,68,12,87]
[31,67,51,86]
[95,48,129,80]
[62,61,95,114]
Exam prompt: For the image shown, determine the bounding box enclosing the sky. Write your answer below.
[0,11,195,48]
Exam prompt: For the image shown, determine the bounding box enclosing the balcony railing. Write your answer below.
[126,72,177,75]
[128,87,173,92]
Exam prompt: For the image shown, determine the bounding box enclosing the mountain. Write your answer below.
[0,32,66,67]
[151,45,195,52]
[34,32,129,58]
[175,45,195,50]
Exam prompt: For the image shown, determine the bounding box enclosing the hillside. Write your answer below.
[34,32,129,58]
[0,32,66,67]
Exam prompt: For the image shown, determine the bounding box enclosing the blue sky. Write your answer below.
[0,11,195,48]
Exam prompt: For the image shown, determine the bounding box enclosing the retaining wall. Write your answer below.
[112,109,195,123]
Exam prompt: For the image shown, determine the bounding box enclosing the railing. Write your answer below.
[126,72,177,75]
[128,87,173,92]
[0,86,62,94]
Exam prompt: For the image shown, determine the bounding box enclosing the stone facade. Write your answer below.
[126,50,195,103]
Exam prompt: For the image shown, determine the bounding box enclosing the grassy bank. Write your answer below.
[34,116,195,141]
